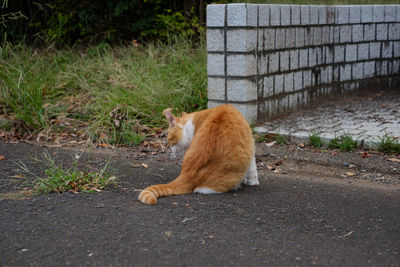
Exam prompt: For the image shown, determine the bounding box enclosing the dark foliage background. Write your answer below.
[1,0,216,45]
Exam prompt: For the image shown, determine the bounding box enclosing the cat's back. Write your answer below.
[208,104,249,127]
[195,104,252,141]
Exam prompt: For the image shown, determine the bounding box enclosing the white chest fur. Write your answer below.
[170,119,194,158]
[178,119,194,149]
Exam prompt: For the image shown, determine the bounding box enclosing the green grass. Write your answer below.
[36,163,115,194]
[0,43,63,128]
[17,152,117,194]
[255,136,266,143]
[232,0,400,4]
[275,134,287,145]
[308,132,323,148]
[328,133,358,152]
[377,134,400,154]
[0,37,207,144]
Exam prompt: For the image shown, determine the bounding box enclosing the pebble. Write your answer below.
[343,162,349,167]
[281,171,288,174]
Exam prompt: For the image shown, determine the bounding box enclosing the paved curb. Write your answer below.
[254,92,400,150]
[254,126,379,149]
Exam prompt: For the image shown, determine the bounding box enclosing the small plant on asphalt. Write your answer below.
[328,133,357,152]
[377,134,400,154]
[15,152,117,194]
[255,134,267,143]
[308,132,323,148]
[275,134,287,145]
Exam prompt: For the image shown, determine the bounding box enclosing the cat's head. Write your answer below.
[163,108,194,158]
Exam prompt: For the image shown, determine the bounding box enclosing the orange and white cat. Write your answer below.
[138,104,259,205]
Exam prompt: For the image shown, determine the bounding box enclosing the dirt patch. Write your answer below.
[256,143,400,186]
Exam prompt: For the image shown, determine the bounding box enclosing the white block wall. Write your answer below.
[207,4,400,123]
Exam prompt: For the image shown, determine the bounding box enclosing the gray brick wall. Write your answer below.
[207,4,400,123]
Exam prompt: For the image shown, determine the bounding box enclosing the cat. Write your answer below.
[138,104,259,205]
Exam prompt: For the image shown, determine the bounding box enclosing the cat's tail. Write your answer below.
[138,179,192,205]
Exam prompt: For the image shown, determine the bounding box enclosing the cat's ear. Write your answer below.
[163,108,176,126]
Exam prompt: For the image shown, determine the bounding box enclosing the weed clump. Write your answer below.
[36,153,116,194]
[308,132,323,148]
[328,133,357,152]
[377,134,400,154]
[275,134,287,145]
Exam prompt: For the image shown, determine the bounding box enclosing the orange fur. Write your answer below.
[138,104,258,205]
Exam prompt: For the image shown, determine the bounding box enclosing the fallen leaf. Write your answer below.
[386,158,400,163]
[331,151,338,156]
[98,143,111,148]
[149,141,161,148]
[164,231,172,237]
[99,133,108,139]
[141,163,148,168]
[12,174,24,178]
[265,141,276,147]
[275,160,283,166]
[361,152,370,158]
[337,231,353,238]
[42,103,51,108]
[298,143,305,148]
[266,165,275,171]
[130,164,141,168]
[346,172,356,176]
[273,169,280,173]
[0,155,5,160]
[181,217,194,223]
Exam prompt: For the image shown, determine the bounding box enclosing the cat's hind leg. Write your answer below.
[243,155,259,186]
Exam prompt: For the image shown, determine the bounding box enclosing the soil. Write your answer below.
[1,139,399,266]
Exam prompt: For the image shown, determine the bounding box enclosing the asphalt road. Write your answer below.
[1,141,399,266]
